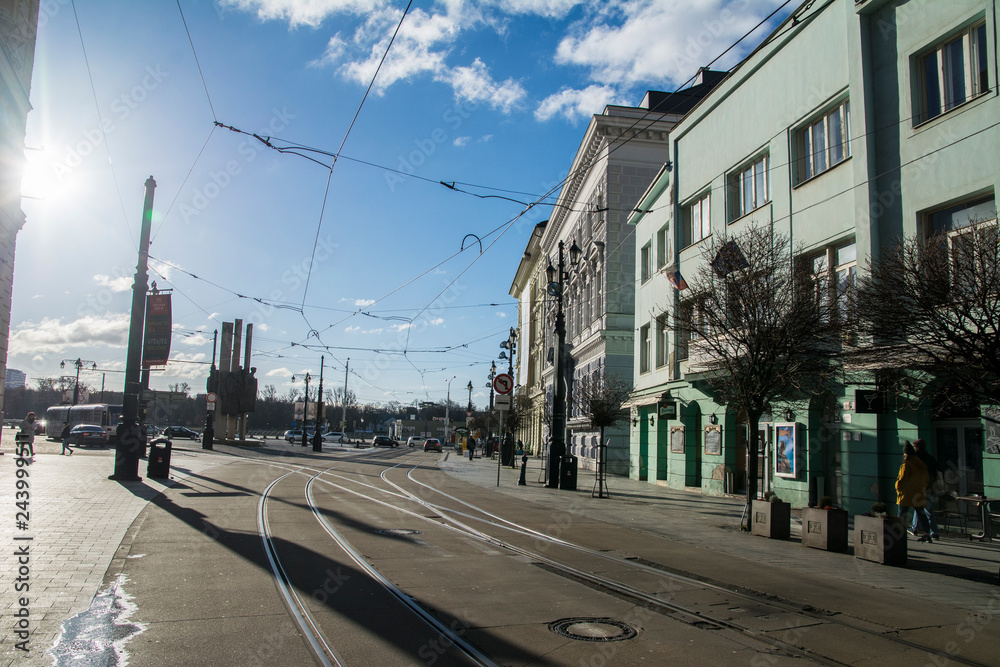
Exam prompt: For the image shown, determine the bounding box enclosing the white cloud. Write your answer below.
[428,317,444,326]
[391,322,414,332]
[354,298,375,307]
[93,274,133,292]
[345,325,361,333]
[453,136,470,147]
[555,1,787,86]
[535,84,624,122]
[266,367,292,377]
[496,311,508,318]
[219,0,386,28]
[9,314,130,355]
[437,58,525,113]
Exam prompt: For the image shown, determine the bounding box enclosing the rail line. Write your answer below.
[247,448,993,667]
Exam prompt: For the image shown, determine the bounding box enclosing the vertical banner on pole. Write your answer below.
[141,293,172,366]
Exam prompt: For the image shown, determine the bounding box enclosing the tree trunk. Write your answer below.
[744,408,764,531]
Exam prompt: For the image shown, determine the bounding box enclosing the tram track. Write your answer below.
[249,448,994,667]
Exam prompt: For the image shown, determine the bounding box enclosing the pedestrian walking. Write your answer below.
[60,422,74,456]
[17,412,36,459]
[911,438,939,539]
[896,441,931,541]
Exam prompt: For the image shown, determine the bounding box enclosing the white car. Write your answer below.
[322,431,345,443]
[406,436,426,448]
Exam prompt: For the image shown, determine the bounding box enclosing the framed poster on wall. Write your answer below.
[775,422,797,478]
[670,426,685,453]
[704,425,722,455]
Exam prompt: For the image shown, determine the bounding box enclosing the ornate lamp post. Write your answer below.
[444,375,456,445]
[466,380,474,411]
[545,239,581,489]
[292,372,311,446]
[60,358,97,405]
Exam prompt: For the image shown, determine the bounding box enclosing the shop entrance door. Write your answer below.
[934,422,984,498]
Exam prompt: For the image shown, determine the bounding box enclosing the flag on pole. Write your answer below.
[666,270,688,290]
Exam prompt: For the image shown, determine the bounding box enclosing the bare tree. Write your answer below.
[671,224,841,526]
[852,221,1000,410]
[575,372,632,497]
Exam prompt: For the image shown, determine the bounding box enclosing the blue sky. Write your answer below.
[12,0,791,408]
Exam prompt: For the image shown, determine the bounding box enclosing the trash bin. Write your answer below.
[560,455,578,491]
[147,439,172,479]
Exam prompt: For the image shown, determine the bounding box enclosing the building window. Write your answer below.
[639,324,651,373]
[926,194,997,290]
[728,154,769,221]
[656,224,670,269]
[655,314,669,368]
[805,240,857,322]
[640,242,652,283]
[683,192,711,247]
[677,301,707,361]
[583,272,592,326]
[916,21,989,124]
[798,100,850,182]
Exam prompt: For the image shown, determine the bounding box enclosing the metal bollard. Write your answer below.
[518,455,528,486]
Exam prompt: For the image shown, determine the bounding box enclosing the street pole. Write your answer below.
[341,358,349,434]
[545,240,580,488]
[313,356,324,452]
[111,175,156,482]
[302,373,311,446]
[203,329,217,450]
[445,375,455,446]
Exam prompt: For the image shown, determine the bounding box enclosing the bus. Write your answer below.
[45,404,123,439]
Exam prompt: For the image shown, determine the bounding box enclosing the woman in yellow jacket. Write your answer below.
[896,441,931,541]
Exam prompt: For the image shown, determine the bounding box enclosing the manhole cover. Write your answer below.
[549,617,638,642]
[376,528,421,536]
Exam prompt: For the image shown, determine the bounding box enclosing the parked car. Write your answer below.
[371,435,398,448]
[406,436,426,448]
[162,426,200,440]
[69,424,108,447]
[285,429,314,443]
[322,431,345,443]
[423,438,443,452]
[144,424,159,438]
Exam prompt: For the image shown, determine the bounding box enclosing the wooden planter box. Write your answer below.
[751,499,791,540]
[801,508,849,552]
[854,514,907,565]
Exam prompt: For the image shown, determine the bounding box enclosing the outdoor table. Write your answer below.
[956,495,1000,541]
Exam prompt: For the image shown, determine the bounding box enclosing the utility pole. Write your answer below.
[313,356,324,452]
[341,358,349,434]
[111,176,155,482]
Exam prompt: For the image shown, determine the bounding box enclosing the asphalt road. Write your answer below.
[85,443,1000,666]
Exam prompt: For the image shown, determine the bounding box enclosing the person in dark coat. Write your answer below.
[60,422,74,456]
[17,412,36,459]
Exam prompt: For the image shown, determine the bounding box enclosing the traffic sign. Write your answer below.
[206,392,218,403]
[493,373,514,395]
[495,394,511,410]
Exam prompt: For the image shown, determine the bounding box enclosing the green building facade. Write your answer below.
[628,0,999,516]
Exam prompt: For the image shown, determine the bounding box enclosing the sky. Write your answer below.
[11,0,792,409]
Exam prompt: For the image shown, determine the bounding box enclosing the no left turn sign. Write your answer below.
[493,373,514,395]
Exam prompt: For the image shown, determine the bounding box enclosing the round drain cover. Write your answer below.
[376,528,421,536]
[549,618,638,642]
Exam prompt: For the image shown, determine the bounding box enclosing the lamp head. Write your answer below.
[545,260,556,284]
[569,240,582,266]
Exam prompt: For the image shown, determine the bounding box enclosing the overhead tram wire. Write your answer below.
[176,0,217,122]
[69,0,134,247]
[299,0,415,313]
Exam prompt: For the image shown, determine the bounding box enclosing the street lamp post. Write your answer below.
[487,361,496,442]
[313,357,324,452]
[466,381,473,412]
[444,375,456,446]
[292,372,311,446]
[545,239,581,489]
[60,358,97,405]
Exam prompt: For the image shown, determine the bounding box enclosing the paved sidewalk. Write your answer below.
[0,436,236,667]
[438,449,1000,615]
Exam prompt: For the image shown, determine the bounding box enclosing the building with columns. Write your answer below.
[510,74,724,477]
